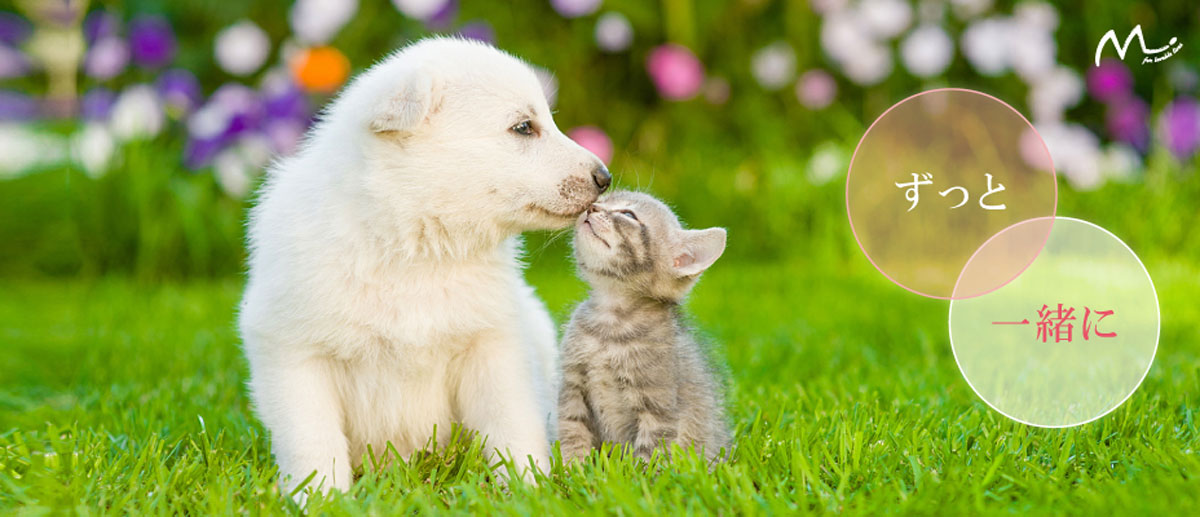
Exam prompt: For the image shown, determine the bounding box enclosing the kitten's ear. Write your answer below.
[672,228,727,277]
[369,66,439,133]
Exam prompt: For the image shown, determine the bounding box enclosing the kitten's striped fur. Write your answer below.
[558,191,730,462]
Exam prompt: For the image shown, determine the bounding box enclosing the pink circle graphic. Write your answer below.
[846,88,1058,300]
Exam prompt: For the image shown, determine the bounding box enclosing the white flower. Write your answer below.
[821,9,872,65]
[1008,21,1055,82]
[751,42,796,91]
[290,0,359,45]
[810,0,848,15]
[1028,66,1082,123]
[961,17,1010,76]
[1014,1,1058,32]
[214,149,253,199]
[0,125,62,177]
[391,0,450,21]
[951,0,993,20]
[860,0,911,39]
[807,141,847,185]
[842,40,893,86]
[917,0,945,23]
[215,20,271,77]
[1036,122,1102,190]
[109,85,165,141]
[1099,144,1140,182]
[901,24,953,78]
[594,12,633,52]
[74,123,115,178]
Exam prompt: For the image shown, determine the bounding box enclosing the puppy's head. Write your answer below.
[342,37,609,232]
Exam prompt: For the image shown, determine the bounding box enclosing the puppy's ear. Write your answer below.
[370,67,438,133]
[671,228,727,277]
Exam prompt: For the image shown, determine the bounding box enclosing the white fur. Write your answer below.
[238,37,606,498]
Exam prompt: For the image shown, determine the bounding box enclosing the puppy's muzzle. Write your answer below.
[591,165,612,192]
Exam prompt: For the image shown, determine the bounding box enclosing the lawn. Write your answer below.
[2,245,1198,515]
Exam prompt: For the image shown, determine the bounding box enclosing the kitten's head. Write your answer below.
[572,191,726,301]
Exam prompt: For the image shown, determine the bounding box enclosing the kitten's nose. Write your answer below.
[591,165,612,192]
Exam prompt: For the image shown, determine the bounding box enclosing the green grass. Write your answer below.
[1,248,1198,515]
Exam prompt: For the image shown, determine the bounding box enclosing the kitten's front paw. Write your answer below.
[560,446,592,463]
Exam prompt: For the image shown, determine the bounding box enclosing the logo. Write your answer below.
[1095,25,1182,66]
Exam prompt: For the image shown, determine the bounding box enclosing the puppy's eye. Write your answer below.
[617,209,638,221]
[510,120,535,136]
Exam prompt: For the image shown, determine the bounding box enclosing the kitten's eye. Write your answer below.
[617,209,638,221]
[510,120,535,136]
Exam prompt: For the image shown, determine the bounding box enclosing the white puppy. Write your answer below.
[238,37,610,497]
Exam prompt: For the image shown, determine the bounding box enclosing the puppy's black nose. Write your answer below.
[591,165,612,192]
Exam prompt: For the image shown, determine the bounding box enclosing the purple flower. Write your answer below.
[157,69,201,115]
[84,10,119,44]
[796,69,837,109]
[457,21,494,43]
[1087,59,1133,104]
[262,74,309,121]
[646,44,705,101]
[128,15,176,68]
[1157,98,1200,160]
[0,90,38,121]
[0,12,32,45]
[0,44,31,79]
[425,0,458,30]
[184,136,226,170]
[551,0,601,18]
[1105,96,1149,152]
[80,88,116,121]
[84,37,129,80]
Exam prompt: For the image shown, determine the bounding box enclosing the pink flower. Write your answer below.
[646,44,704,101]
[796,69,836,109]
[568,126,613,164]
[1088,59,1133,103]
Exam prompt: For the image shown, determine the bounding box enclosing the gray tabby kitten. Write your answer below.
[558,190,730,463]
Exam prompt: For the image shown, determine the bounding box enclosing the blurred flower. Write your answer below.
[290,46,350,93]
[1014,1,1057,32]
[917,0,945,23]
[128,16,176,68]
[1099,144,1140,182]
[0,12,32,45]
[806,141,847,185]
[214,147,254,198]
[426,0,459,30]
[1087,59,1133,103]
[262,71,309,121]
[80,88,116,121]
[796,69,836,109]
[265,118,307,156]
[646,44,704,100]
[951,0,993,20]
[1008,20,1055,82]
[84,37,128,80]
[1157,98,1200,160]
[900,24,953,78]
[810,0,848,16]
[1168,63,1198,93]
[216,20,270,77]
[210,83,263,138]
[961,17,1009,76]
[74,122,115,177]
[109,85,165,140]
[841,40,891,86]
[290,0,359,45]
[1028,66,1082,122]
[458,21,494,43]
[185,83,264,169]
[1037,121,1102,190]
[751,42,796,91]
[568,126,613,164]
[860,0,911,39]
[594,12,632,53]
[552,0,602,18]
[392,0,452,21]
[157,69,202,116]
[820,9,869,65]
[1105,96,1149,152]
[0,125,60,176]
[0,45,31,79]
[703,77,730,105]
[83,10,118,44]
[0,90,38,121]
